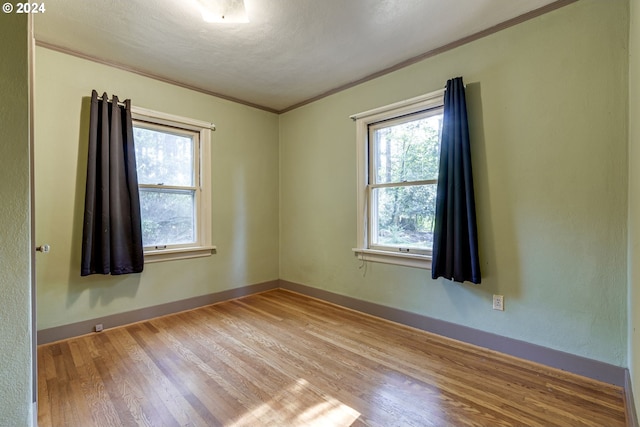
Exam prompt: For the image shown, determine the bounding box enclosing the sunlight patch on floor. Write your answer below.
[229,378,361,427]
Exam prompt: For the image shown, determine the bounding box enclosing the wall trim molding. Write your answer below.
[38,277,629,391]
[626,369,639,427]
[278,280,627,387]
[37,280,280,345]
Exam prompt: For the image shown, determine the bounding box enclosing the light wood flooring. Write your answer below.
[38,289,627,426]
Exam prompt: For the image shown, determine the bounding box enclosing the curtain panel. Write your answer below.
[431,77,481,284]
[81,90,144,276]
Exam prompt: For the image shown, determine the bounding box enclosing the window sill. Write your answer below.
[144,246,217,263]
[352,248,432,270]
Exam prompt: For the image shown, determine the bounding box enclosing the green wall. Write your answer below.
[0,13,34,427]
[35,48,280,330]
[629,0,640,412]
[279,0,629,366]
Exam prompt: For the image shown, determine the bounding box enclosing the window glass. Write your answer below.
[133,121,201,252]
[133,127,194,187]
[372,114,441,184]
[370,184,437,250]
[138,188,196,247]
[368,109,442,254]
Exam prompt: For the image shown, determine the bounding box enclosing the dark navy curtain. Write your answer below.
[81,90,144,276]
[431,77,481,284]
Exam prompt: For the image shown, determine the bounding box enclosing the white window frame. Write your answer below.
[351,89,444,269]
[132,106,216,263]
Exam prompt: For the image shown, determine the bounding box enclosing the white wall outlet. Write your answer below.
[492,295,504,311]
[95,323,104,332]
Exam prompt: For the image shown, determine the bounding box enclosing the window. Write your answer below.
[352,90,444,269]
[132,107,215,262]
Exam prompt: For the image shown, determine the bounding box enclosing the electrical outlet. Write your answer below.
[95,323,104,332]
[492,295,504,311]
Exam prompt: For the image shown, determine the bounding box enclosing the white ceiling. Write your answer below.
[34,0,567,113]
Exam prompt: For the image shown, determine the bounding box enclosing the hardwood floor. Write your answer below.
[38,289,627,427]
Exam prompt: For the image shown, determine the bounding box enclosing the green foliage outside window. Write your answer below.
[134,126,196,247]
[372,114,441,249]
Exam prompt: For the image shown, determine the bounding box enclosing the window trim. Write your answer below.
[132,106,216,263]
[351,89,445,269]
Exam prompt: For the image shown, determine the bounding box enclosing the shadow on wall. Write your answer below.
[66,96,141,309]
[440,81,523,304]
[231,168,248,284]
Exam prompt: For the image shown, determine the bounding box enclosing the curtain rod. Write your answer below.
[94,93,216,131]
[131,106,216,132]
[99,97,128,107]
[92,90,129,107]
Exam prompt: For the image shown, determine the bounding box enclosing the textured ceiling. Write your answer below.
[34,0,567,113]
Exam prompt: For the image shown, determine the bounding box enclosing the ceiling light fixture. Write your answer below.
[197,0,249,23]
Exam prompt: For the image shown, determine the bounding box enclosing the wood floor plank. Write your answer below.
[38,289,627,427]
[37,346,53,427]
[126,323,229,426]
[257,290,626,424]
[165,309,335,426]
[210,301,455,426]
[183,305,379,425]
[57,342,95,426]
[106,326,206,427]
[240,294,545,425]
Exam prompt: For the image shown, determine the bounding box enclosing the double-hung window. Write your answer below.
[352,90,444,269]
[132,107,215,262]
